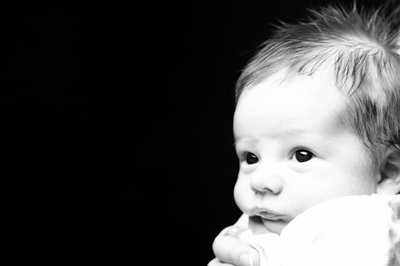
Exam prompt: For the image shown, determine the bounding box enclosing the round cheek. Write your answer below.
[348,175,377,194]
[290,173,376,214]
[281,182,320,216]
[233,177,251,213]
[340,155,379,194]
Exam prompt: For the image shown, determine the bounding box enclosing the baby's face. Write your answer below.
[233,70,380,235]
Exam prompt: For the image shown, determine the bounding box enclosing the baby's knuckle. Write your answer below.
[207,258,219,266]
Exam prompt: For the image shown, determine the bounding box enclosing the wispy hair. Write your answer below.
[235,2,400,161]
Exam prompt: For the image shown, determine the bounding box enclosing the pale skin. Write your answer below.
[208,69,400,266]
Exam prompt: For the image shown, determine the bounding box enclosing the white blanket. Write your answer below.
[237,194,400,266]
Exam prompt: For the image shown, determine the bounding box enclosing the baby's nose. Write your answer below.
[250,166,283,195]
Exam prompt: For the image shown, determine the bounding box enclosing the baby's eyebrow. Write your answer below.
[232,140,241,148]
[232,137,244,147]
[233,130,325,146]
[233,137,256,147]
[271,126,313,136]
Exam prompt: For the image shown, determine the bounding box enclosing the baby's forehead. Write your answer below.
[235,72,348,129]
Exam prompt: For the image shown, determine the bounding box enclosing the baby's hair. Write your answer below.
[235,2,400,162]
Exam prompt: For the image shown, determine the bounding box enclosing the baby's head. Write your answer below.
[233,4,400,234]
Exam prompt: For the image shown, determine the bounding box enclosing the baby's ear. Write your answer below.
[377,146,400,195]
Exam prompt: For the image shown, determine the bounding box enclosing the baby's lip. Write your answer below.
[258,212,286,221]
[253,208,288,221]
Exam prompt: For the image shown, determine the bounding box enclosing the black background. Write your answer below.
[2,0,388,264]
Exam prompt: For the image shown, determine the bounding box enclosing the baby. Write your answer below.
[209,3,400,266]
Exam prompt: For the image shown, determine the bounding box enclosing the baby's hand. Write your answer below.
[208,219,260,266]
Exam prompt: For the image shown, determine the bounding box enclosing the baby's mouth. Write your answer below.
[252,208,289,222]
[257,211,287,221]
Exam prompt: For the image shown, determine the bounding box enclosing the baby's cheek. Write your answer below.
[286,192,324,218]
[234,179,252,213]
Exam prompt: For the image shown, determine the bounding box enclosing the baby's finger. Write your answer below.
[207,258,235,266]
[212,234,259,266]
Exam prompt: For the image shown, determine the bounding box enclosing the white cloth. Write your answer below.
[237,194,400,266]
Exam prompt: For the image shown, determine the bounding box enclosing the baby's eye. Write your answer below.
[245,152,259,165]
[293,149,314,163]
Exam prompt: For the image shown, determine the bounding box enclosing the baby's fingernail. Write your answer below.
[240,254,253,266]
